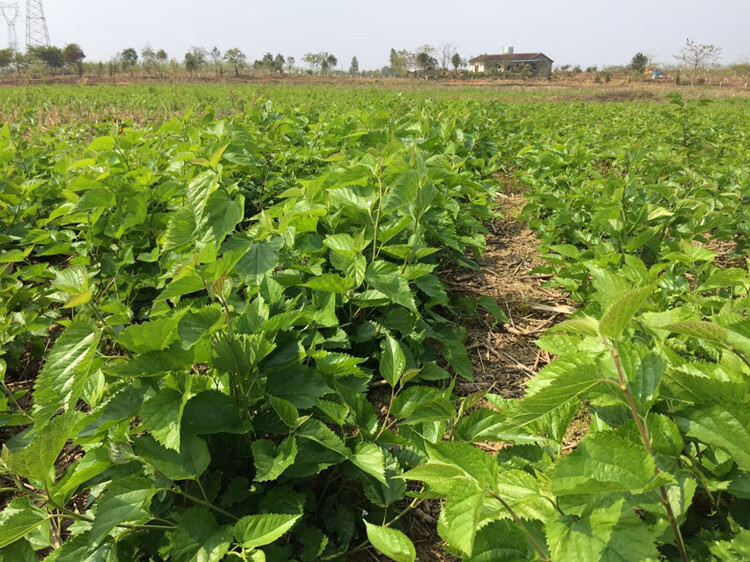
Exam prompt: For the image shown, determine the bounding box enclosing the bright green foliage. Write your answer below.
[364,522,416,562]
[0,85,748,560]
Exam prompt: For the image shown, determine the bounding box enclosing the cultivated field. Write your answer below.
[1,84,749,561]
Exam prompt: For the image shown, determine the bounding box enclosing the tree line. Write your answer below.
[1,39,746,86]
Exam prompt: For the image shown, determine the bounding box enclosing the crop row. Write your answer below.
[1,88,749,561]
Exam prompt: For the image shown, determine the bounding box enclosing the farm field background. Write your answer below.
[1,83,749,561]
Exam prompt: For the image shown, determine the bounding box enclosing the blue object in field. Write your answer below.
[652,70,665,79]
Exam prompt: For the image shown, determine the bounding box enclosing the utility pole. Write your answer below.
[0,2,19,51]
[25,0,50,49]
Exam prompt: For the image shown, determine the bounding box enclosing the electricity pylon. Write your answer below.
[0,2,19,51]
[25,0,50,49]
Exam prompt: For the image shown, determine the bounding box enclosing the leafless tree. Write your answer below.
[674,38,721,86]
[438,42,456,70]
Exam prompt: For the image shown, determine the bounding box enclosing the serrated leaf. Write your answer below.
[135,434,210,480]
[178,305,223,350]
[51,446,112,505]
[72,187,115,213]
[323,233,356,255]
[201,190,244,243]
[437,480,483,556]
[0,498,49,549]
[507,356,602,428]
[166,507,233,562]
[268,395,299,428]
[87,135,115,151]
[455,409,541,445]
[234,513,301,549]
[364,522,416,562]
[442,338,474,380]
[163,207,197,252]
[297,418,348,457]
[33,321,100,422]
[118,315,180,353]
[667,321,728,345]
[467,519,534,561]
[392,386,444,419]
[303,273,354,294]
[187,170,219,219]
[551,431,655,495]
[545,497,657,561]
[380,335,406,387]
[139,388,187,451]
[235,237,284,285]
[424,441,499,491]
[477,295,508,322]
[181,390,247,435]
[494,469,555,521]
[88,476,156,544]
[674,403,750,471]
[551,315,600,337]
[351,442,386,484]
[631,351,665,413]
[252,437,297,482]
[599,286,652,340]
[5,412,78,485]
[365,261,416,312]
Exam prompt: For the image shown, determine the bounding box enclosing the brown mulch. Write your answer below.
[356,178,575,561]
[446,182,574,401]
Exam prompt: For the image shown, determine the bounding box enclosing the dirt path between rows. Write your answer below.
[390,180,575,562]
[451,184,575,400]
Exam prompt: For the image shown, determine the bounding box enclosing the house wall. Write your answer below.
[535,60,552,74]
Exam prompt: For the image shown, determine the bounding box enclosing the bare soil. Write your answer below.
[356,176,574,561]
[447,177,574,401]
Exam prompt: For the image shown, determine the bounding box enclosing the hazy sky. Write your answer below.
[20,1,750,69]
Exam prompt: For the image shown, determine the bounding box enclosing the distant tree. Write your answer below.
[223,48,247,77]
[30,45,64,69]
[120,47,139,67]
[389,48,412,77]
[585,65,598,73]
[141,44,157,67]
[273,53,285,73]
[438,42,456,70]
[451,52,461,71]
[62,43,86,76]
[323,53,337,73]
[0,48,13,70]
[184,47,207,76]
[349,56,359,75]
[302,52,336,74]
[630,52,648,74]
[415,45,437,75]
[156,49,168,63]
[210,47,222,76]
[674,38,722,86]
[253,53,273,72]
[286,56,295,72]
[303,52,322,73]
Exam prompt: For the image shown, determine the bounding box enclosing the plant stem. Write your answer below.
[490,491,550,561]
[165,488,238,521]
[375,386,396,439]
[371,161,384,262]
[610,342,689,562]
